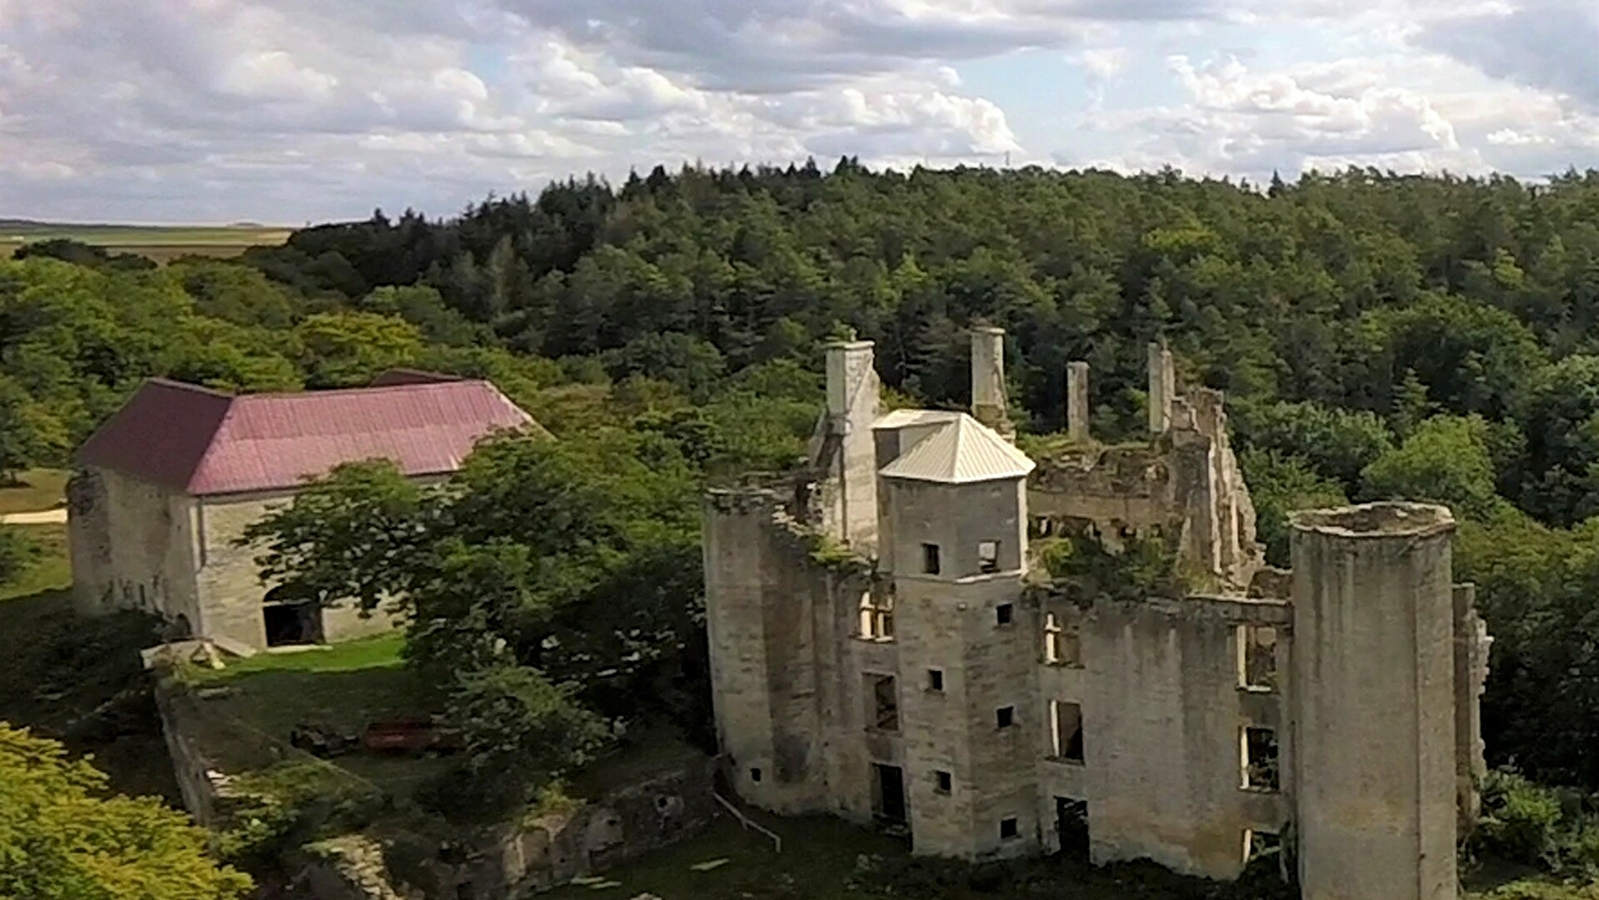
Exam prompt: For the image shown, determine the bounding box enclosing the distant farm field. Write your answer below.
[0,221,291,263]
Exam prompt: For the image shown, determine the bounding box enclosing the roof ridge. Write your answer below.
[234,379,499,401]
[144,376,237,400]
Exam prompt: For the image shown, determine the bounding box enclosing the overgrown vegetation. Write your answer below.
[1035,533,1186,603]
[1469,770,1599,881]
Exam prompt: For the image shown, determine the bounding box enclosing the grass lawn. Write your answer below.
[1,524,73,601]
[188,632,446,796]
[540,806,1596,900]
[0,468,68,515]
[545,815,905,900]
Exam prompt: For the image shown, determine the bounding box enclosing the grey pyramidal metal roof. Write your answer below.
[878,412,1036,484]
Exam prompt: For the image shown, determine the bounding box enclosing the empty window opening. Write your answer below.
[996,706,1015,729]
[928,669,945,692]
[1238,625,1278,691]
[858,592,895,641]
[1050,701,1085,763]
[1055,798,1090,861]
[1244,829,1281,864]
[1031,517,1055,539]
[1000,817,1019,840]
[1241,727,1280,793]
[867,674,899,731]
[1043,613,1082,667]
[1118,524,1136,540]
[872,764,907,824]
[750,767,762,783]
[935,771,953,794]
[996,603,1014,626]
[922,543,942,575]
[978,540,1000,574]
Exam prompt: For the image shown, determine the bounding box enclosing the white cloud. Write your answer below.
[0,0,1596,221]
[1076,47,1130,80]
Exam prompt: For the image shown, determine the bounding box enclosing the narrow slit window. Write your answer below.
[1241,726,1280,793]
[996,603,1014,626]
[978,541,1000,574]
[1050,701,1084,763]
[997,706,1015,729]
[868,674,899,732]
[928,669,944,692]
[1238,625,1278,691]
[935,771,952,794]
[922,543,941,575]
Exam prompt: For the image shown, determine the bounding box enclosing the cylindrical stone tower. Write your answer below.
[1290,502,1458,900]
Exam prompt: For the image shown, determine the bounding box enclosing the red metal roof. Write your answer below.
[75,377,536,497]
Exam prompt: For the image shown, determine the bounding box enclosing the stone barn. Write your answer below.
[68,373,540,653]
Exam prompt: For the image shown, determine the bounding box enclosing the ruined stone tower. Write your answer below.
[704,334,1489,900]
[1291,503,1461,900]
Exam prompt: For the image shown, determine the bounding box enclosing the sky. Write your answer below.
[1,0,1597,224]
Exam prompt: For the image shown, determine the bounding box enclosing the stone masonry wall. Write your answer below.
[1069,594,1291,880]
[68,466,202,630]
[197,491,403,651]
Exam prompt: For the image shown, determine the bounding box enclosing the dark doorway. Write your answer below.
[1055,797,1089,861]
[873,764,907,825]
[263,588,325,647]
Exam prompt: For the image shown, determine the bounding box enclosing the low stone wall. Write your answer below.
[154,681,222,828]
[435,756,721,898]
[157,675,719,899]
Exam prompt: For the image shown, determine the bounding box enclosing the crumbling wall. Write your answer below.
[1026,393,1262,594]
[1454,583,1491,833]
[447,759,719,897]
[704,487,872,816]
[1067,593,1291,880]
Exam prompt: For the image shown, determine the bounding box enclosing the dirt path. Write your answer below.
[2,509,66,525]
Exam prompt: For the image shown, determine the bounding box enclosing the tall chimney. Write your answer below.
[972,326,1013,439]
[822,339,881,549]
[1067,361,1090,442]
[1148,340,1174,435]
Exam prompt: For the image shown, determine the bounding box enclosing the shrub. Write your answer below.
[1474,769,1599,877]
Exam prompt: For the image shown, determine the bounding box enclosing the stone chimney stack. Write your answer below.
[822,338,881,548]
[1067,361,1090,442]
[971,326,1013,440]
[1148,340,1175,435]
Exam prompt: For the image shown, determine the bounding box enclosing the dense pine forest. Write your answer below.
[11,162,1599,840]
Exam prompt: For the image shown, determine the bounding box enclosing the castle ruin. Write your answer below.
[703,330,1491,900]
